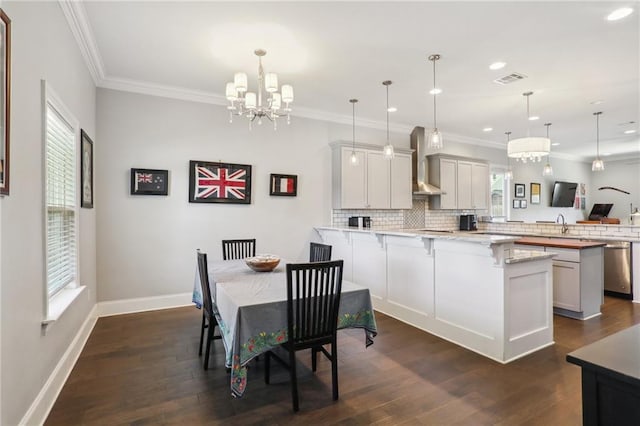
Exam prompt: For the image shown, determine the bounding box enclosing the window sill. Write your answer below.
[42,286,86,327]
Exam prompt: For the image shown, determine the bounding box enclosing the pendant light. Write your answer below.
[382,80,395,159]
[504,131,513,181]
[542,123,554,176]
[592,112,605,171]
[427,54,443,149]
[349,99,359,166]
[508,92,550,163]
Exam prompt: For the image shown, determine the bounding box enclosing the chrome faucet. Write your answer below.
[556,214,568,234]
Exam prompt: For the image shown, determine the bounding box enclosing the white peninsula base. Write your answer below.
[317,227,555,363]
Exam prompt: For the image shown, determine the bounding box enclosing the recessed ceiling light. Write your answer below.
[429,88,442,95]
[528,116,540,121]
[551,142,560,146]
[624,129,637,134]
[482,127,493,132]
[387,107,397,112]
[603,153,612,156]
[590,100,604,105]
[607,7,633,21]
[489,62,506,70]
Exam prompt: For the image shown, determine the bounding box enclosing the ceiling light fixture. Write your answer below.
[624,129,637,134]
[592,111,605,171]
[225,49,293,130]
[505,132,513,181]
[483,127,493,132]
[542,123,553,176]
[508,91,550,163]
[607,7,633,21]
[349,98,359,166]
[382,80,395,160]
[489,62,506,70]
[427,54,443,149]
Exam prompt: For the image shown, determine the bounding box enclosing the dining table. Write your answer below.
[192,258,378,397]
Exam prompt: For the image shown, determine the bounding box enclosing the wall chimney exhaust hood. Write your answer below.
[411,126,442,195]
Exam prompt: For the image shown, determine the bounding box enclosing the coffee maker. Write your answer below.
[459,214,477,231]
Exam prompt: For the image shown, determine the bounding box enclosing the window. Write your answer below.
[44,84,78,298]
[490,166,509,220]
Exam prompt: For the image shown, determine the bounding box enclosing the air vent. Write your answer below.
[493,72,527,85]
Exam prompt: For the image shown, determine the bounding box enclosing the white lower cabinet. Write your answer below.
[552,260,581,311]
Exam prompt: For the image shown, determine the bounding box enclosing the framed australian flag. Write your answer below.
[130,168,169,195]
[188,160,252,204]
[270,173,297,196]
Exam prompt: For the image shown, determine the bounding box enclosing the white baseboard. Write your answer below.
[19,304,99,426]
[97,292,193,317]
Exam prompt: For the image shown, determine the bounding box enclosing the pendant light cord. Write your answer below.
[386,84,390,144]
[596,113,600,158]
[433,58,437,128]
[352,100,355,148]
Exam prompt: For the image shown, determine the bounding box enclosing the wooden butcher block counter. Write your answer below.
[516,237,607,249]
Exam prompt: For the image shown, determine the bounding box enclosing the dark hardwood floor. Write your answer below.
[46,296,640,425]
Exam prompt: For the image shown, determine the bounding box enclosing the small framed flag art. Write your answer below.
[130,168,169,196]
[270,173,297,196]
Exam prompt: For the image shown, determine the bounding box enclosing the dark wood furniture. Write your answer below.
[197,250,221,370]
[264,260,344,412]
[567,324,640,425]
[309,242,332,262]
[222,238,256,260]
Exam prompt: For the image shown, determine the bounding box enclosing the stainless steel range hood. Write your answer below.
[411,126,442,195]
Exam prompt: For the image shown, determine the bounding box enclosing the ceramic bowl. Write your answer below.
[245,255,280,272]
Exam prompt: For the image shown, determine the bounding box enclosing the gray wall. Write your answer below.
[0,2,97,425]
[591,158,640,222]
[95,89,408,302]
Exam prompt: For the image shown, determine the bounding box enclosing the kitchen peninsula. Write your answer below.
[315,226,556,363]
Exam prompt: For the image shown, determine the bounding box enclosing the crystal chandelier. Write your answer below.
[225,49,293,130]
[592,112,605,171]
[508,92,550,163]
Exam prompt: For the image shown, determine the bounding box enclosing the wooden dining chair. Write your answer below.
[197,250,221,370]
[309,242,332,262]
[222,238,256,260]
[264,260,344,412]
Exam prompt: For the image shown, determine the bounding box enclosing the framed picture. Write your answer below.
[270,173,297,196]
[188,160,252,204]
[515,183,525,198]
[530,183,541,204]
[130,168,169,196]
[80,129,93,208]
[521,199,528,209]
[513,199,520,209]
[0,10,11,196]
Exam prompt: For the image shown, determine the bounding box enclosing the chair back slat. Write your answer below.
[309,242,332,262]
[222,239,256,260]
[286,260,343,347]
[197,251,214,318]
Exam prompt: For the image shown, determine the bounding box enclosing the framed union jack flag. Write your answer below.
[130,168,169,196]
[188,160,252,204]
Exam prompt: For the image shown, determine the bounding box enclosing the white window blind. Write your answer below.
[45,104,77,297]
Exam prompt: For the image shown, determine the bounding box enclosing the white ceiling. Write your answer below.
[68,1,639,160]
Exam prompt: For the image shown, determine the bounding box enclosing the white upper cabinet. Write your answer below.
[332,143,413,209]
[428,154,489,210]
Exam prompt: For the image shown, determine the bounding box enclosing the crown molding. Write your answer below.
[100,76,227,105]
[58,0,105,85]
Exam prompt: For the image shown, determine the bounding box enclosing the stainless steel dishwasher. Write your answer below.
[604,241,632,298]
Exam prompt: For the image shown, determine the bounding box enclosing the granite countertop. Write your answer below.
[477,230,640,243]
[505,249,556,264]
[315,226,520,245]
